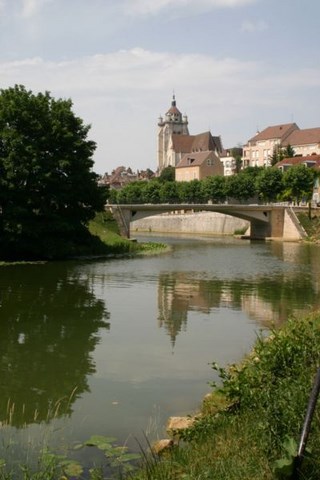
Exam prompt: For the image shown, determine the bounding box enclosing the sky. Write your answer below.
[0,0,319,175]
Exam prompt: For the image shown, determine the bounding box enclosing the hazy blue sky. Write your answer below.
[1,0,319,174]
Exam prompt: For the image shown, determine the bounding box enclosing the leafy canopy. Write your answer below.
[0,85,105,259]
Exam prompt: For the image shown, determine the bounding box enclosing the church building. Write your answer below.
[157,95,223,173]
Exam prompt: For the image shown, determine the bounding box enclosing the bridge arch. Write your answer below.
[107,203,288,240]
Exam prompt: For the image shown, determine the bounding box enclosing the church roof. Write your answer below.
[166,94,182,115]
[172,131,223,154]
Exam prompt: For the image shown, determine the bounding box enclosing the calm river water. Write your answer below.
[0,234,320,469]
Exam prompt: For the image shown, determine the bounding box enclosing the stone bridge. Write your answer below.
[107,204,307,241]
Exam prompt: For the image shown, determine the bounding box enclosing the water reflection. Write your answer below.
[0,237,319,459]
[0,264,109,427]
[158,243,320,345]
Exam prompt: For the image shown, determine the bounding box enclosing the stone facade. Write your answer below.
[157,96,223,174]
[242,124,320,168]
[175,150,224,181]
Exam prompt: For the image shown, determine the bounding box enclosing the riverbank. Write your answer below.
[130,311,320,480]
[297,211,320,243]
[87,211,170,257]
[0,212,169,264]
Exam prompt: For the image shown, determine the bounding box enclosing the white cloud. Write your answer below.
[21,0,52,17]
[0,49,319,173]
[241,19,268,32]
[124,0,257,16]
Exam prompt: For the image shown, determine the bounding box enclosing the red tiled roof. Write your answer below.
[172,131,222,154]
[247,123,299,144]
[276,154,320,169]
[282,128,320,147]
[167,105,181,115]
[172,134,194,153]
[176,150,220,168]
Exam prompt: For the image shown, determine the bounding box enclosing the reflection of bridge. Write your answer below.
[107,204,307,240]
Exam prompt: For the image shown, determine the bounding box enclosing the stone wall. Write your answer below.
[283,208,307,240]
[131,211,250,235]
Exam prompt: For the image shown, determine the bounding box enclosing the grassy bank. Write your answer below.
[297,210,320,243]
[86,211,169,257]
[0,211,169,263]
[130,312,320,480]
[1,312,320,479]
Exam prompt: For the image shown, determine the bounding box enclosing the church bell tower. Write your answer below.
[158,95,189,172]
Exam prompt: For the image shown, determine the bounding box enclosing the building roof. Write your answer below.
[176,150,220,168]
[172,131,223,154]
[283,128,320,147]
[247,123,299,145]
[220,147,243,158]
[276,154,320,170]
[166,95,182,115]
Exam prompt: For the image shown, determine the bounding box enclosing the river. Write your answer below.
[0,234,319,472]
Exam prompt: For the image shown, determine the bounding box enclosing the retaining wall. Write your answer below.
[131,211,250,235]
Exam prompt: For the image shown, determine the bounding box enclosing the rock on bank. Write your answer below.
[131,211,249,236]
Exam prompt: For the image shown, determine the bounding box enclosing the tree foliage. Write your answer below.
[231,147,243,173]
[109,165,316,209]
[201,175,226,203]
[270,145,285,166]
[158,166,175,182]
[178,179,205,203]
[255,168,283,203]
[225,170,258,202]
[283,144,295,158]
[282,164,316,204]
[270,144,295,166]
[0,85,105,259]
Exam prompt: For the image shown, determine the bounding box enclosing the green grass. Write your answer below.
[297,211,320,242]
[129,312,320,480]
[87,211,170,257]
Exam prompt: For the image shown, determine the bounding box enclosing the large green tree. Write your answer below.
[177,179,204,203]
[255,168,283,203]
[282,164,316,205]
[0,85,105,259]
[201,175,226,203]
[225,169,259,202]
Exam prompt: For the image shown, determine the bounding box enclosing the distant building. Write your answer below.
[242,123,320,168]
[98,166,136,189]
[157,95,223,173]
[282,128,320,157]
[220,147,243,176]
[175,150,223,181]
[242,123,299,168]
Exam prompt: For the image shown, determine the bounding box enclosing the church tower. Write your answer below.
[158,95,189,172]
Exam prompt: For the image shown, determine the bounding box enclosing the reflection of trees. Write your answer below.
[158,269,320,345]
[0,263,109,427]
